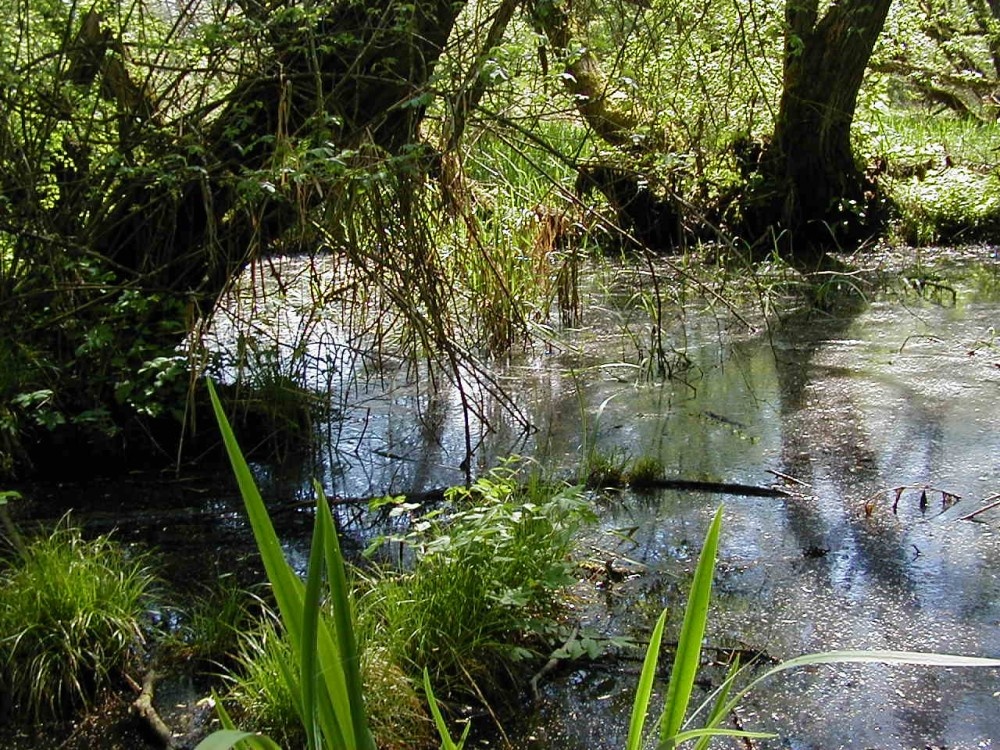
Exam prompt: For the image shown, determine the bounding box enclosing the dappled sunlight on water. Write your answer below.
[14,250,1000,749]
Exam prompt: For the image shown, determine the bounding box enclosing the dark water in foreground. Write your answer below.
[9,248,1000,749]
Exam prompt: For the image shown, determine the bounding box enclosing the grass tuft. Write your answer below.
[0,521,155,720]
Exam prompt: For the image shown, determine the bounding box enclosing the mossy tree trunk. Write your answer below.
[94,0,466,294]
[530,0,680,250]
[746,0,892,259]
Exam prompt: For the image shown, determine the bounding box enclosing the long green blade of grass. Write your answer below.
[753,650,1000,672]
[423,667,470,750]
[206,380,306,640]
[196,697,284,750]
[625,607,668,750]
[316,480,375,750]
[206,380,361,749]
[689,650,1000,744]
[659,506,723,743]
[692,655,748,750]
[193,730,284,750]
[301,498,326,750]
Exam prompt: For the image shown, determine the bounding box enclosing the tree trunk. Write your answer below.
[747,0,892,258]
[96,0,466,295]
[530,0,680,250]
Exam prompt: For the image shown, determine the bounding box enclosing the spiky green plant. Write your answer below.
[0,521,155,719]
[196,379,375,750]
[628,507,1000,749]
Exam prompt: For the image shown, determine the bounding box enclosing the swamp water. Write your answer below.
[11,248,1000,748]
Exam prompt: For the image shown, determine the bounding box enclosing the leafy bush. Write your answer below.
[0,522,155,719]
[365,464,593,692]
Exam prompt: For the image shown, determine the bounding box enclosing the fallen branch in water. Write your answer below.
[624,478,794,498]
[958,493,1000,521]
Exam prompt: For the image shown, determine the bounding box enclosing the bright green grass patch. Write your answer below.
[891,168,1000,245]
[164,576,257,666]
[858,109,1000,245]
[0,522,156,719]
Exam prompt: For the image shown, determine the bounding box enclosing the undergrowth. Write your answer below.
[0,522,156,719]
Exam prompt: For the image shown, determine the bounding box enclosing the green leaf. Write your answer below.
[626,607,668,750]
[659,506,723,743]
[301,505,326,750]
[693,649,1000,742]
[424,668,470,750]
[316,481,375,750]
[192,729,284,750]
[206,380,370,749]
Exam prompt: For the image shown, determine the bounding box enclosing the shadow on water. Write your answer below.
[475,257,1000,749]
[7,249,1000,748]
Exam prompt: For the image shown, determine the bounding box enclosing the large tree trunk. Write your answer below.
[96,0,466,295]
[746,0,892,259]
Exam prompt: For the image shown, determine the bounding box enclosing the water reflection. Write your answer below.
[218,253,1000,748]
[19,252,999,749]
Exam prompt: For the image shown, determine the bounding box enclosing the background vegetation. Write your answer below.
[2,0,999,476]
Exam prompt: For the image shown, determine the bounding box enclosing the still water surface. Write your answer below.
[208,249,1000,749]
[16,249,1000,748]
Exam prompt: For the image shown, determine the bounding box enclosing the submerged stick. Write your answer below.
[958,494,1000,521]
[131,671,176,749]
[630,478,793,498]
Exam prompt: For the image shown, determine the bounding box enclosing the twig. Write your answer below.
[765,468,810,487]
[131,671,176,749]
[530,627,579,703]
[958,493,1000,521]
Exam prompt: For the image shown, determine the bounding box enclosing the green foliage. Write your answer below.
[365,462,593,692]
[892,167,1000,245]
[227,615,433,750]
[584,445,631,487]
[166,577,256,666]
[859,109,1000,245]
[201,378,376,750]
[0,521,155,720]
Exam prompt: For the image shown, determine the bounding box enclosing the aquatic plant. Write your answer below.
[227,615,432,750]
[624,455,666,488]
[364,463,592,695]
[0,521,155,720]
[201,381,584,749]
[628,506,1000,749]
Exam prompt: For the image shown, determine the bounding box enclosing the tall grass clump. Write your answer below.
[167,577,257,667]
[227,617,432,750]
[365,465,593,694]
[0,522,155,720]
